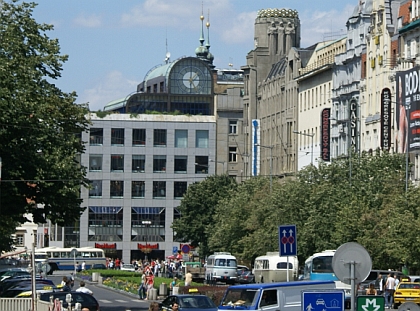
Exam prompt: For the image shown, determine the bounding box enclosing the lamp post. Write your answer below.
[209,159,226,174]
[255,144,273,192]
[142,220,152,261]
[293,130,315,166]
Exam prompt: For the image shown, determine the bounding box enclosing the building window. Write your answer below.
[154,129,167,146]
[195,156,208,174]
[133,129,146,146]
[16,234,24,246]
[132,155,145,173]
[196,130,209,148]
[89,180,102,197]
[132,181,145,198]
[229,147,238,162]
[111,128,124,146]
[174,156,187,173]
[153,155,166,172]
[174,182,187,199]
[175,130,188,148]
[90,128,103,145]
[229,120,238,134]
[89,155,102,171]
[131,207,166,242]
[88,207,123,241]
[111,155,124,172]
[110,181,124,197]
[153,181,166,198]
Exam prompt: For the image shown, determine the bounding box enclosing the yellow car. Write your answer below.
[394,282,420,308]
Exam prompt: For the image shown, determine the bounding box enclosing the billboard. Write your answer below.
[321,108,331,162]
[396,67,420,153]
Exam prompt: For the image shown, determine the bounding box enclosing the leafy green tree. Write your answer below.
[0,1,89,252]
[172,174,237,258]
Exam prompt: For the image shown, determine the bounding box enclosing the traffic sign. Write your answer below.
[279,224,297,256]
[357,296,384,311]
[302,291,344,311]
[173,246,178,254]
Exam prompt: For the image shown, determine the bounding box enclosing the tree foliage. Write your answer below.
[172,175,238,258]
[179,150,420,272]
[0,1,89,251]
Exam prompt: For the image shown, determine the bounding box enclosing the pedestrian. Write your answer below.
[385,272,396,308]
[138,272,146,299]
[366,283,377,295]
[170,276,178,294]
[75,281,93,295]
[172,303,179,311]
[82,261,86,271]
[61,279,72,292]
[376,274,384,295]
[185,272,192,286]
[75,261,80,273]
[144,271,154,300]
[149,302,160,311]
[394,274,400,289]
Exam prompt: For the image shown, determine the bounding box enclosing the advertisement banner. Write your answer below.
[321,108,331,162]
[381,88,392,151]
[251,119,261,176]
[396,67,420,153]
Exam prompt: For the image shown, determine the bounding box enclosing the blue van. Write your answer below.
[218,280,336,311]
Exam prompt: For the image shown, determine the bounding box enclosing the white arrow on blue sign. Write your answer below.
[278,225,297,256]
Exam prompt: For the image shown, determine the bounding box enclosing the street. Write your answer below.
[49,272,149,311]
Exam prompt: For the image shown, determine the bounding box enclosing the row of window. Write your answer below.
[90,128,210,148]
[87,207,179,242]
[90,155,211,173]
[89,180,188,199]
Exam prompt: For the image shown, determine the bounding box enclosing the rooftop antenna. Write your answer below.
[164,28,170,63]
[228,57,233,68]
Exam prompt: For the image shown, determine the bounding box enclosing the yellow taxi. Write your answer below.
[393,282,420,308]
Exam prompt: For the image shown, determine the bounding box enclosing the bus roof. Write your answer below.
[227,280,336,290]
[305,250,336,262]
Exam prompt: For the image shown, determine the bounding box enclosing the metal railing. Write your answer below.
[0,298,50,311]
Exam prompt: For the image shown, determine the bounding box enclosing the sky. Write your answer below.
[29,0,357,111]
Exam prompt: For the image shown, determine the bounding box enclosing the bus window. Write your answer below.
[277,262,293,269]
[52,252,60,258]
[216,259,226,266]
[227,259,237,267]
[81,252,90,258]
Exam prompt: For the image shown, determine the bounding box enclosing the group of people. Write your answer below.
[138,264,155,300]
[60,275,93,295]
[366,272,401,309]
[74,261,86,272]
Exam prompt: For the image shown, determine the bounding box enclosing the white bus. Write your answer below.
[253,252,298,283]
[36,246,106,273]
[205,252,237,284]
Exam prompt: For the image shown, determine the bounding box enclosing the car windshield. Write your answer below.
[220,288,259,309]
[179,296,216,308]
[399,283,420,289]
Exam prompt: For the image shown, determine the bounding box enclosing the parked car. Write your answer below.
[160,294,217,311]
[39,291,100,311]
[0,277,54,295]
[1,283,55,298]
[237,265,250,277]
[0,269,30,282]
[394,282,420,308]
[120,264,136,272]
[91,263,107,270]
[238,271,255,284]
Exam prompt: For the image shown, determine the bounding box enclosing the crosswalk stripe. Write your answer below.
[99,299,113,303]
[116,299,127,303]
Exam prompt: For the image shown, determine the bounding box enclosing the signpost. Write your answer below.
[357,296,384,311]
[302,291,345,311]
[279,224,297,282]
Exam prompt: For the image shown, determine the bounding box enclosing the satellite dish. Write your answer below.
[332,242,372,285]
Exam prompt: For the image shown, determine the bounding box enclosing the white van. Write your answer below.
[218,280,337,311]
[206,252,237,284]
[253,252,298,283]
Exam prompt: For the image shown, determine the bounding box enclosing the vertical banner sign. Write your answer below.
[321,108,331,162]
[381,88,392,151]
[252,119,261,176]
[349,98,358,152]
[278,225,297,256]
[397,68,420,153]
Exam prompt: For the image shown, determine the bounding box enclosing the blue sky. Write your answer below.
[30,0,357,111]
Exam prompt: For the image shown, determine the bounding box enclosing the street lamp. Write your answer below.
[209,159,226,174]
[255,144,273,192]
[142,220,152,261]
[293,130,315,166]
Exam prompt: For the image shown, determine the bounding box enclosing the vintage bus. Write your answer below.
[205,252,237,284]
[253,252,298,283]
[36,246,106,273]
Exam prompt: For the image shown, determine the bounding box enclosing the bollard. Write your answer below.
[159,283,168,296]
[150,288,158,300]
